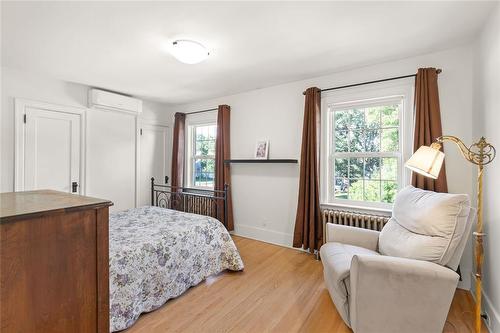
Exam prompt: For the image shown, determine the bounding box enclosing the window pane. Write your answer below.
[365,129,380,152]
[365,107,380,129]
[335,110,349,130]
[381,105,399,127]
[364,158,380,180]
[348,179,363,201]
[194,169,205,187]
[349,158,363,179]
[205,174,214,188]
[195,140,204,155]
[196,140,210,156]
[209,125,217,140]
[208,140,216,156]
[382,181,398,203]
[381,158,397,180]
[334,178,348,199]
[195,125,216,156]
[202,126,209,139]
[194,158,215,187]
[350,109,365,129]
[350,130,364,152]
[381,128,399,152]
[330,98,403,205]
[335,158,348,178]
[335,130,349,152]
[364,181,381,202]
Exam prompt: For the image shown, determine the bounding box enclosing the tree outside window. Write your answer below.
[192,124,216,188]
[331,100,402,205]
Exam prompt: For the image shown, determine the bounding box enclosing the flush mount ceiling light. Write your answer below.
[170,40,209,64]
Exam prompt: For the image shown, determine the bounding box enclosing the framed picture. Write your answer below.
[255,140,269,159]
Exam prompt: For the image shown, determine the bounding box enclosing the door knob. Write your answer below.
[72,182,78,193]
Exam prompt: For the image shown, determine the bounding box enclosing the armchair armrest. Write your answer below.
[325,223,379,251]
[349,255,459,333]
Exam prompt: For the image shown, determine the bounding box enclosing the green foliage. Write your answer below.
[334,105,399,153]
[332,104,400,204]
[347,179,397,203]
[382,181,398,203]
[194,125,216,187]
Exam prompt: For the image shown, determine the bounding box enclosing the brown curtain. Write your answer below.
[215,105,234,231]
[171,112,186,189]
[412,68,448,192]
[293,87,322,253]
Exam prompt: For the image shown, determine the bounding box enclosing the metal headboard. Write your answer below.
[151,177,229,223]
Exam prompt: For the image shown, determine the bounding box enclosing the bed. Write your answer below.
[109,179,244,332]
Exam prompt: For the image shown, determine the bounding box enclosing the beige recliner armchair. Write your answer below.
[320,186,475,333]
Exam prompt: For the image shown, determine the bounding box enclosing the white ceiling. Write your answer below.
[1,1,496,104]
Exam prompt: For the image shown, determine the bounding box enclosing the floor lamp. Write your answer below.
[405,136,496,333]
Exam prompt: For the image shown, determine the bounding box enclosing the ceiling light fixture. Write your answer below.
[170,39,209,64]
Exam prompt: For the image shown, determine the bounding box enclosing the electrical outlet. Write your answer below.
[482,311,491,328]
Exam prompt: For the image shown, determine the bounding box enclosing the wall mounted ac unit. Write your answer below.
[88,89,142,115]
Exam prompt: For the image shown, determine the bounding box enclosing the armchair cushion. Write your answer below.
[320,242,379,326]
[325,223,380,251]
[379,185,470,266]
[349,254,459,333]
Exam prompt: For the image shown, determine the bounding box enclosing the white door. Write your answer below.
[86,109,136,212]
[19,104,82,193]
[139,124,169,206]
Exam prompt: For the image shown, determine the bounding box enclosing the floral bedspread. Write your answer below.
[109,206,244,332]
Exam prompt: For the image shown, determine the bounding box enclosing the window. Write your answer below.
[324,92,410,209]
[189,124,217,188]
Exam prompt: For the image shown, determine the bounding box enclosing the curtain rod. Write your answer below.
[185,107,218,115]
[302,69,442,95]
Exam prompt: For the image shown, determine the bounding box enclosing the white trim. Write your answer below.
[320,202,392,215]
[138,117,171,127]
[135,116,140,207]
[185,112,217,189]
[14,98,87,194]
[233,224,292,248]
[138,118,173,184]
[137,120,170,190]
[320,80,414,210]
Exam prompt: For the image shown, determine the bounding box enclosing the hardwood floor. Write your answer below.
[126,236,483,333]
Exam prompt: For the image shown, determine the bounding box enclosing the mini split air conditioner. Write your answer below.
[88,89,142,114]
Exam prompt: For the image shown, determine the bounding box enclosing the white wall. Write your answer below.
[0,66,175,211]
[473,4,500,332]
[1,66,88,192]
[175,45,476,289]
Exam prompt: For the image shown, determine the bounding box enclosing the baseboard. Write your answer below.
[471,274,500,333]
[232,224,293,248]
[458,275,471,290]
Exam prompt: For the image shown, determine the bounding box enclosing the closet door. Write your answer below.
[86,109,137,212]
[15,100,83,193]
[138,124,169,207]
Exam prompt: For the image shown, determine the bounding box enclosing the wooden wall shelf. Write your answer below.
[224,159,298,164]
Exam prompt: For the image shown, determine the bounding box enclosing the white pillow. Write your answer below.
[379,185,470,266]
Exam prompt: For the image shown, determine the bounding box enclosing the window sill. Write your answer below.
[320,202,392,216]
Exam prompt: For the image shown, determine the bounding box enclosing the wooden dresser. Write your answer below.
[0,190,113,333]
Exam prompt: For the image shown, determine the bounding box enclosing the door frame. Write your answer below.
[14,98,87,193]
[137,118,170,207]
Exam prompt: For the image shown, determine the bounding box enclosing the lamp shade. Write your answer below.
[405,145,445,179]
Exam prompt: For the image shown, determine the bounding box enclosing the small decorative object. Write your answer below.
[255,140,269,159]
[406,135,496,333]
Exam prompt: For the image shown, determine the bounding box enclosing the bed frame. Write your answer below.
[151,177,228,223]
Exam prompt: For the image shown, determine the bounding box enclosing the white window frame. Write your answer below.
[185,111,217,189]
[320,80,414,211]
